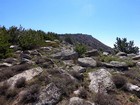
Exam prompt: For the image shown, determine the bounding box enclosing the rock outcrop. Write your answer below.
[88,68,114,93]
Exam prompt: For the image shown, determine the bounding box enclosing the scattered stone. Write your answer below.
[30,50,41,56]
[126,83,140,97]
[72,65,86,73]
[88,68,114,93]
[116,52,127,56]
[102,61,128,70]
[127,53,136,57]
[69,97,94,105]
[126,83,140,92]
[10,45,19,51]
[0,62,12,67]
[36,83,62,105]
[78,57,97,67]
[40,47,52,51]
[132,55,140,60]
[63,60,75,67]
[103,52,109,56]
[85,49,99,57]
[136,62,140,67]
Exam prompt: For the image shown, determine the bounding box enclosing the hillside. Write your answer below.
[1,26,140,105]
[0,39,140,105]
[60,34,113,53]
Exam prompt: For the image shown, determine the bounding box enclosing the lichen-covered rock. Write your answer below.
[36,83,62,105]
[78,57,97,67]
[88,69,114,93]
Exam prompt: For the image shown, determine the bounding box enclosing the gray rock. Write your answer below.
[36,83,62,105]
[85,49,99,57]
[126,83,140,92]
[88,68,114,93]
[132,55,140,60]
[51,50,78,60]
[1,67,43,89]
[110,61,127,67]
[78,57,97,67]
[72,65,86,73]
[102,61,128,70]
[137,62,140,67]
[69,97,94,105]
[126,83,140,97]
[116,52,127,56]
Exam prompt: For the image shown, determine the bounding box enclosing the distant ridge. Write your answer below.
[60,34,113,53]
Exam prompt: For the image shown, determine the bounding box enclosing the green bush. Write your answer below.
[44,32,59,41]
[18,29,45,50]
[0,26,13,59]
[75,44,87,57]
[64,36,73,44]
[114,37,139,54]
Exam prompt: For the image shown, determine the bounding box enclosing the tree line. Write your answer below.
[0,25,139,59]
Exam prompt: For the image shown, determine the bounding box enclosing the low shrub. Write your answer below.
[95,92,120,105]
[20,84,40,104]
[0,69,14,82]
[5,89,18,99]
[15,77,26,88]
[78,88,88,99]
[0,96,7,105]
[0,82,9,96]
[112,75,127,89]
[125,68,140,82]
[75,44,87,57]
[51,75,79,96]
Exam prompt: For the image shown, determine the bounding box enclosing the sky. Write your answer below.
[0,0,140,48]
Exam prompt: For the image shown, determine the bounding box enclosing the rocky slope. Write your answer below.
[60,34,113,53]
[0,40,140,105]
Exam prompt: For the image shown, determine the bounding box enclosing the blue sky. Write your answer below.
[0,0,140,48]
